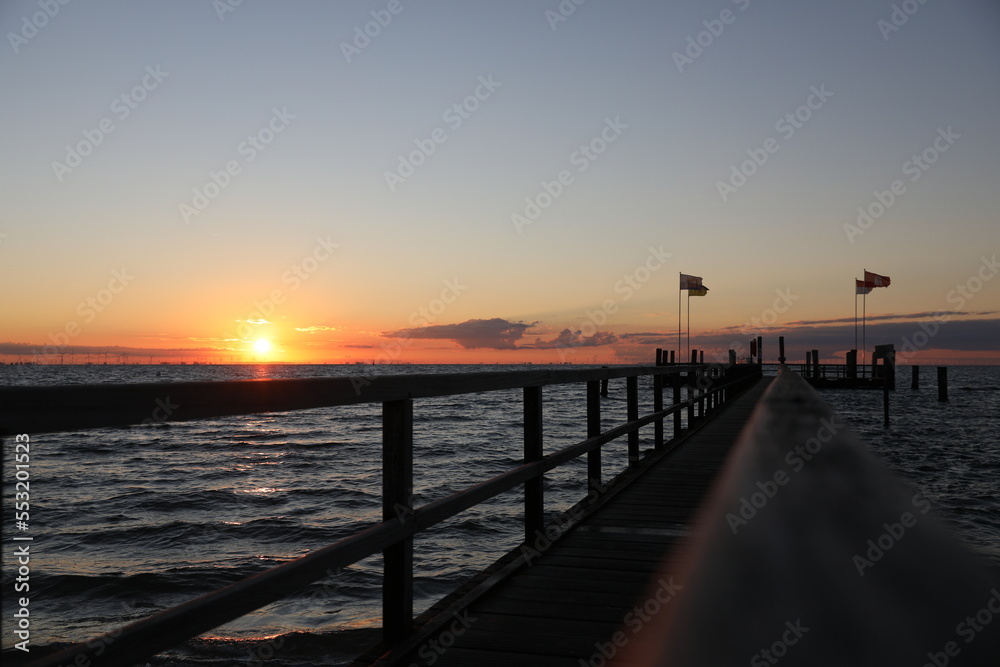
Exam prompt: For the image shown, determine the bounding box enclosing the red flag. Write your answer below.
[864,270,890,288]
[856,279,873,295]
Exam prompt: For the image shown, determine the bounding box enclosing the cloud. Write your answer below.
[696,317,1000,353]
[384,318,622,350]
[786,311,998,326]
[384,318,533,349]
[531,329,619,349]
[620,333,676,345]
[295,325,340,333]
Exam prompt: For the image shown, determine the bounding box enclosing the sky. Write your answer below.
[2,0,999,365]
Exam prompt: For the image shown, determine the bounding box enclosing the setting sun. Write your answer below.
[253,339,271,354]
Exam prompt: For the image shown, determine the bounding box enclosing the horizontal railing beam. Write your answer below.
[1,365,719,435]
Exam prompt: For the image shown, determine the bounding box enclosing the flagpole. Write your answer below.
[862,291,866,371]
[854,289,858,352]
[677,273,681,363]
[686,290,691,362]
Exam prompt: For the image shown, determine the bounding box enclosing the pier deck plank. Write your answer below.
[386,376,772,666]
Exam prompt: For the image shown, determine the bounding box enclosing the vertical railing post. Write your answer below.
[627,375,639,464]
[697,369,705,419]
[653,373,664,450]
[673,373,682,437]
[937,367,948,402]
[382,399,413,643]
[587,380,601,492]
[524,386,543,544]
[686,373,695,425]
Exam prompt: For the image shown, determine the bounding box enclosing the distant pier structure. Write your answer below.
[767,339,898,390]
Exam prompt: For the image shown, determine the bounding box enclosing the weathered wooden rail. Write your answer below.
[622,369,999,665]
[0,363,761,667]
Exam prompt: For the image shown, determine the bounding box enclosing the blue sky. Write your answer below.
[2,0,998,363]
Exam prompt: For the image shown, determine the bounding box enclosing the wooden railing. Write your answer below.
[627,369,998,665]
[0,363,762,667]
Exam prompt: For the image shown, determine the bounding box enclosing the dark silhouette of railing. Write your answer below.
[0,363,761,667]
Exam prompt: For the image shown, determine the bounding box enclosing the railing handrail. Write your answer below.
[5,363,720,436]
[8,364,762,667]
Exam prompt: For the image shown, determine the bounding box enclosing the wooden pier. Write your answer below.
[1,362,759,667]
[3,361,995,667]
[362,377,772,666]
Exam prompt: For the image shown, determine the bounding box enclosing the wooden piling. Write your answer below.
[655,348,663,366]
[937,367,948,402]
[691,349,698,365]
[911,365,919,389]
[812,349,820,380]
[883,381,890,428]
[778,336,786,364]
[669,350,675,364]
[757,336,763,364]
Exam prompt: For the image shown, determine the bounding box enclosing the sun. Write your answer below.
[253,338,271,354]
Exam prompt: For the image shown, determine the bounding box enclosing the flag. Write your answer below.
[688,287,709,296]
[680,273,703,290]
[864,270,891,288]
[856,279,873,295]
